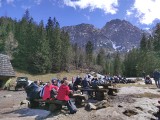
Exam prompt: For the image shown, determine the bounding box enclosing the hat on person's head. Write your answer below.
[146,75,150,77]
[51,78,57,84]
[63,77,67,81]
[34,81,38,84]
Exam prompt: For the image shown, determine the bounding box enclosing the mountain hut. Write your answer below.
[0,54,15,89]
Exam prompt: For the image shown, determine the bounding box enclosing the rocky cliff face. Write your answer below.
[101,19,143,51]
[62,19,144,52]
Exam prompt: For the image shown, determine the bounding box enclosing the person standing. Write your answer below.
[153,69,160,88]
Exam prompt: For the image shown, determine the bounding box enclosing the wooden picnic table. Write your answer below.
[79,86,118,100]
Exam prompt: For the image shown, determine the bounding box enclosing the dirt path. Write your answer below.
[0,85,160,120]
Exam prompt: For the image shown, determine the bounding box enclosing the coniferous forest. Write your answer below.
[0,10,160,77]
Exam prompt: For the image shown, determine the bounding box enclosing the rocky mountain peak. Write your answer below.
[62,19,144,53]
[100,19,143,51]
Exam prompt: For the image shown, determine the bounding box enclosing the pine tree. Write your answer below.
[60,30,71,71]
[140,33,147,51]
[78,50,85,69]
[72,43,79,69]
[154,24,160,52]
[85,41,93,67]
[0,25,6,52]
[37,21,51,73]
[113,52,121,75]
[146,35,154,51]
[46,17,61,72]
[123,48,139,77]
[23,9,30,22]
[52,20,61,72]
[0,17,15,53]
[27,20,51,74]
[4,32,18,58]
[136,51,159,76]
[13,13,29,70]
[96,48,105,66]
[46,17,54,72]
[105,60,113,75]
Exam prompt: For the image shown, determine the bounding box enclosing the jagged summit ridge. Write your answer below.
[62,19,144,52]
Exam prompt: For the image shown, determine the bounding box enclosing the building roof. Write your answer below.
[0,54,15,77]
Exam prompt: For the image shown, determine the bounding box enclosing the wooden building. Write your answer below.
[0,54,15,89]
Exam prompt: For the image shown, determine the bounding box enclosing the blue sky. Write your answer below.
[0,0,160,30]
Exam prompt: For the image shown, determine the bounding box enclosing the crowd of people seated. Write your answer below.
[72,74,134,90]
[25,77,77,114]
[25,73,137,114]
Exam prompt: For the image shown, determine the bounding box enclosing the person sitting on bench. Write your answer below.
[73,76,82,91]
[91,76,99,89]
[56,78,77,114]
[81,77,93,98]
[41,81,58,100]
[145,75,152,84]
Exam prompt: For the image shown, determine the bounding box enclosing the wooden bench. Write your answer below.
[27,97,67,110]
[27,93,88,111]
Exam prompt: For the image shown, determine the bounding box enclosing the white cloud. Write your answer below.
[21,5,32,10]
[126,10,133,16]
[63,0,119,14]
[127,0,160,25]
[34,0,42,5]
[6,0,14,4]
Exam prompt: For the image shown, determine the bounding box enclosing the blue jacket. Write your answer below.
[153,71,160,80]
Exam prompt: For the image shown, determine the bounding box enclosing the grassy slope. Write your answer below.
[11,70,85,84]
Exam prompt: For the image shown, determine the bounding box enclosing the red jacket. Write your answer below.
[56,84,70,101]
[42,85,58,100]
